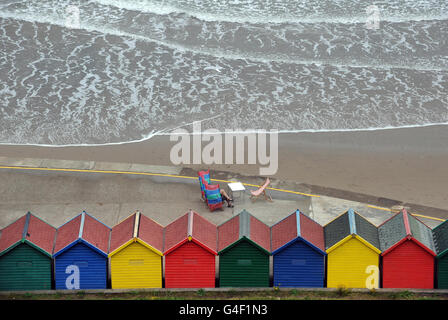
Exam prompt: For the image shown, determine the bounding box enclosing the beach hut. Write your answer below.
[53,211,111,290]
[379,209,436,289]
[432,219,448,288]
[109,211,164,289]
[218,210,271,287]
[164,210,217,288]
[271,209,326,288]
[324,209,381,289]
[0,212,56,291]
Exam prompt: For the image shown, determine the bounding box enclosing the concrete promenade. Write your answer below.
[0,156,446,230]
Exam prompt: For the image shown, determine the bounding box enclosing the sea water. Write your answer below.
[0,0,446,145]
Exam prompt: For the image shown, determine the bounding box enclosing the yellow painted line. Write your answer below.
[367,205,399,213]
[412,213,445,222]
[0,165,197,180]
[367,205,445,222]
[0,165,320,198]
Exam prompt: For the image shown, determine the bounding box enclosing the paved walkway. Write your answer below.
[0,156,446,230]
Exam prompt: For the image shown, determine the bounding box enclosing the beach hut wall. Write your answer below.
[432,219,448,288]
[53,211,111,290]
[379,209,436,289]
[0,212,56,291]
[218,210,271,287]
[164,210,217,288]
[109,211,164,289]
[324,209,381,289]
[271,209,326,288]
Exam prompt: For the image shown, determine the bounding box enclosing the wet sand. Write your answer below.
[0,125,447,210]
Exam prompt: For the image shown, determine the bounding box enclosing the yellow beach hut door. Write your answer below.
[111,241,162,289]
[327,237,379,289]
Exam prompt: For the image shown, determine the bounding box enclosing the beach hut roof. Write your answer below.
[164,210,217,255]
[0,212,56,257]
[109,213,135,254]
[53,211,111,257]
[378,209,436,256]
[109,212,164,257]
[218,210,270,254]
[324,209,380,253]
[271,209,325,255]
[433,219,448,257]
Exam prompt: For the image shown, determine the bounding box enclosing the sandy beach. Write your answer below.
[0,124,447,211]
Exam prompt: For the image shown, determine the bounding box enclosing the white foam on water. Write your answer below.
[0,0,446,146]
[0,11,445,72]
[4,121,448,148]
[0,115,223,147]
[161,121,448,136]
[93,0,448,24]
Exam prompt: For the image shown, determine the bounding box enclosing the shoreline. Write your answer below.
[0,124,447,211]
[2,121,448,148]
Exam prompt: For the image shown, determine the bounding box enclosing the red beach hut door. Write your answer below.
[165,241,216,288]
[382,240,434,289]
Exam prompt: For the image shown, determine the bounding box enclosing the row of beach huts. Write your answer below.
[1,208,448,291]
